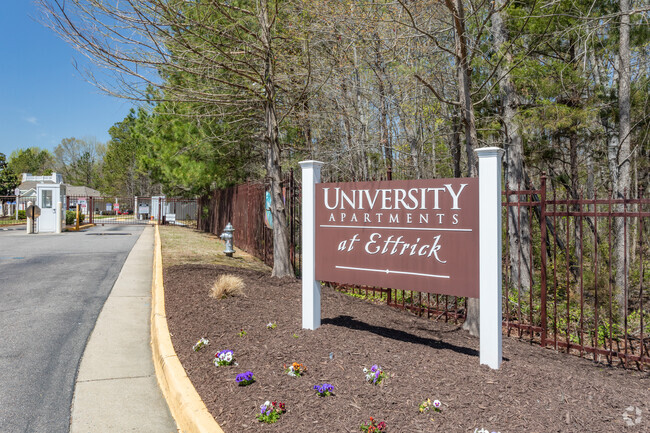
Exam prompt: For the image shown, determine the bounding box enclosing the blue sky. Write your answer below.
[0,2,134,157]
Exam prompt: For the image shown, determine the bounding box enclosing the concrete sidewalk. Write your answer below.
[70,226,178,432]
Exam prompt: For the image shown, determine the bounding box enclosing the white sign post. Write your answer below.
[476,147,504,370]
[300,160,324,330]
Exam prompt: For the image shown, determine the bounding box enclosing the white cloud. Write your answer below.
[23,116,38,125]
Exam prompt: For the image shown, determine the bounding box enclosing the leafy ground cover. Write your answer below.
[0,216,24,226]
[160,226,649,432]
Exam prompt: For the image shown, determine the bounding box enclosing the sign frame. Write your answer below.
[300,147,504,369]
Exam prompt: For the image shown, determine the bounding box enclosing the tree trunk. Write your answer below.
[352,45,369,181]
[451,113,462,178]
[493,0,531,299]
[613,0,632,320]
[259,0,293,278]
[446,0,479,335]
[448,0,477,179]
[374,34,393,176]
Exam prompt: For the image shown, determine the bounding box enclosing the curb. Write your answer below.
[151,225,225,433]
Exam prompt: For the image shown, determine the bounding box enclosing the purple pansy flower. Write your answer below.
[313,383,334,396]
[235,371,255,385]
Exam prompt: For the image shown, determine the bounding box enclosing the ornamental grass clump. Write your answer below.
[210,274,245,299]
[235,371,255,386]
[363,364,387,385]
[214,349,236,366]
[192,337,209,352]
[313,383,334,397]
[256,400,286,424]
[360,416,387,432]
[284,362,306,377]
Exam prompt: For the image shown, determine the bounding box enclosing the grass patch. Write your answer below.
[159,225,270,272]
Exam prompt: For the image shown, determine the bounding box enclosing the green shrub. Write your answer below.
[18,210,26,219]
[66,210,86,225]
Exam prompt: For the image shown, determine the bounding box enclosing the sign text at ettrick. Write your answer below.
[314,178,479,298]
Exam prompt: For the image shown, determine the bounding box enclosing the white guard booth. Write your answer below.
[36,183,66,233]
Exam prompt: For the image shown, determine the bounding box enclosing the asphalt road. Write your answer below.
[0,224,145,433]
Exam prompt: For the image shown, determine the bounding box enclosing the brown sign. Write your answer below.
[314,178,479,298]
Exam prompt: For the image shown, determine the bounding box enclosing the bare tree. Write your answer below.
[396,0,496,335]
[53,136,104,188]
[39,0,313,276]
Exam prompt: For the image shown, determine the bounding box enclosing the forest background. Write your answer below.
[0,0,648,335]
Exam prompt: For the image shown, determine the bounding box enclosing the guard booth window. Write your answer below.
[42,190,53,208]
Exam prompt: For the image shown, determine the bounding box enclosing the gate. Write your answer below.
[67,196,199,227]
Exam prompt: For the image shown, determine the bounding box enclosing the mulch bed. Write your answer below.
[164,264,649,433]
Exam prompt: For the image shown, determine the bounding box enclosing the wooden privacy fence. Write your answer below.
[200,175,649,369]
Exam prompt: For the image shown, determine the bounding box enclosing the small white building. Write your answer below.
[16,173,67,233]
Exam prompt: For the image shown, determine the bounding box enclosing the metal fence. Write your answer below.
[1,194,198,228]
[0,195,32,226]
[537,181,649,368]
[66,196,199,227]
[197,171,302,272]
[198,183,275,267]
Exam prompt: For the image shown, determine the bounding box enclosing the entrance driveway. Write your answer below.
[0,225,144,432]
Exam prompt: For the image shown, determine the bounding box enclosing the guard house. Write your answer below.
[31,174,66,233]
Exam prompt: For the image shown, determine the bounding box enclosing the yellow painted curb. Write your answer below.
[151,225,225,433]
[65,223,95,231]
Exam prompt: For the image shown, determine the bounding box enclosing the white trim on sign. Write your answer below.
[319,225,472,232]
[335,265,450,279]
